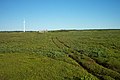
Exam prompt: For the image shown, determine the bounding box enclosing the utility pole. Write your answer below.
[23,19,25,32]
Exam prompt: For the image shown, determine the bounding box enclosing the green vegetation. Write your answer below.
[0,30,120,80]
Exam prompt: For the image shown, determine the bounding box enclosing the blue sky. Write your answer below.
[0,0,120,31]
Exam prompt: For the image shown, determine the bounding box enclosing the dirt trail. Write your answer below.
[51,37,120,80]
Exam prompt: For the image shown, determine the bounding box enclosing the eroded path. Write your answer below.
[52,37,120,80]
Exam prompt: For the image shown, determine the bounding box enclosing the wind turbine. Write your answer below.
[23,19,25,32]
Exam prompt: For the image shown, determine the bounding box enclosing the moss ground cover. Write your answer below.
[0,30,120,80]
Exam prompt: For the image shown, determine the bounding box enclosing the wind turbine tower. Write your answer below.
[23,19,25,32]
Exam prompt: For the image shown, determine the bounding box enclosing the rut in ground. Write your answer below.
[51,37,120,80]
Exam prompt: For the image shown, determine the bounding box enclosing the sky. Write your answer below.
[0,0,120,31]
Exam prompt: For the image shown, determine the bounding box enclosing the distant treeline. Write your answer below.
[48,29,77,32]
[0,29,120,33]
[49,29,120,32]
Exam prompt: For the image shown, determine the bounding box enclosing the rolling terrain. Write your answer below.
[0,30,120,80]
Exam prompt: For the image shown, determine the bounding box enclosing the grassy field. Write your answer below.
[0,30,120,80]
